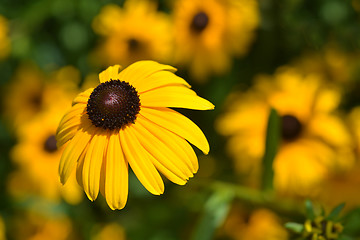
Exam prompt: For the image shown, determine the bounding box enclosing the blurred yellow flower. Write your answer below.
[0,15,10,60]
[10,211,74,240]
[92,0,172,67]
[219,204,288,240]
[316,107,360,211]
[348,106,360,156]
[0,216,5,240]
[91,223,126,240]
[217,66,355,197]
[293,44,360,83]
[9,104,83,204]
[172,0,259,81]
[3,64,80,128]
[56,61,214,210]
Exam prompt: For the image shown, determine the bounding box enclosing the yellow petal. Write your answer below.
[136,70,190,94]
[104,132,128,210]
[82,131,108,201]
[138,115,199,173]
[140,85,214,110]
[140,107,210,154]
[119,61,176,87]
[133,119,190,185]
[76,143,88,189]
[308,114,352,147]
[58,124,94,185]
[72,88,93,105]
[99,65,122,83]
[56,109,87,148]
[56,104,86,135]
[56,119,80,148]
[120,126,164,195]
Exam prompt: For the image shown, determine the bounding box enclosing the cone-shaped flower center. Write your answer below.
[44,135,58,153]
[190,12,209,33]
[87,80,141,130]
[281,114,302,141]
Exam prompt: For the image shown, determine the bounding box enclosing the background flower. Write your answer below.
[219,204,289,240]
[172,0,259,81]
[8,106,83,204]
[217,66,355,198]
[91,0,172,67]
[0,15,10,60]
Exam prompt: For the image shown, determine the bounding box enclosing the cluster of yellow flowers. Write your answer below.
[91,0,259,81]
[215,48,360,239]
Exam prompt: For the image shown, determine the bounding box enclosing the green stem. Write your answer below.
[207,180,304,218]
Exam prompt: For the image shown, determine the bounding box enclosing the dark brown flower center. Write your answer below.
[281,114,302,141]
[30,91,43,110]
[127,38,141,52]
[86,80,141,130]
[190,11,209,33]
[43,135,57,153]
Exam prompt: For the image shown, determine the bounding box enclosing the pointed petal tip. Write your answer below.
[207,102,215,110]
[85,192,96,202]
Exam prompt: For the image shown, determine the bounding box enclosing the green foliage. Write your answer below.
[327,203,346,221]
[191,190,234,240]
[262,108,280,191]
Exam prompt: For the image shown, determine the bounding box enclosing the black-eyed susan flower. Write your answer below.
[9,104,82,205]
[10,210,75,240]
[315,107,360,210]
[172,0,259,81]
[0,15,10,60]
[292,44,359,83]
[56,60,214,210]
[92,0,172,67]
[91,223,125,240]
[3,64,80,128]
[0,216,5,240]
[216,66,355,197]
[220,204,288,240]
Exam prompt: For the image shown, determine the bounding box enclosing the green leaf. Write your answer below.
[337,235,354,240]
[285,222,304,233]
[327,202,345,221]
[191,190,234,240]
[262,108,280,191]
[305,199,315,220]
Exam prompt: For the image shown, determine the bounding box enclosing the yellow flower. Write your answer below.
[3,64,80,128]
[316,107,360,210]
[9,105,83,204]
[10,211,74,240]
[0,15,10,60]
[92,0,172,67]
[56,60,214,210]
[217,66,355,197]
[220,204,288,240]
[0,216,5,240]
[172,0,259,81]
[349,106,360,156]
[293,44,359,83]
[91,223,126,240]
